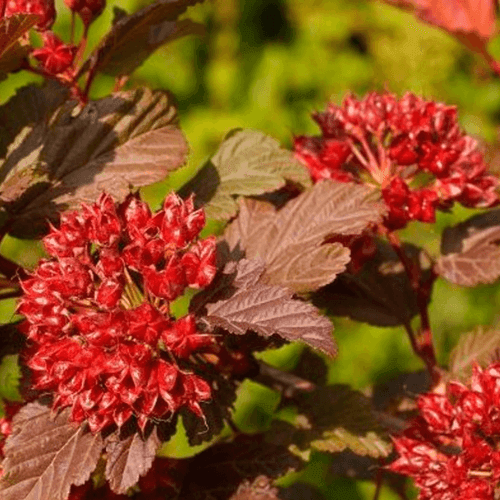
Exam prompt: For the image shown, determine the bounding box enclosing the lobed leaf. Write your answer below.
[0,86,187,238]
[82,0,205,77]
[0,14,38,78]
[312,240,432,327]
[0,402,104,500]
[449,327,500,381]
[180,129,311,221]
[281,386,391,458]
[203,259,336,356]
[105,427,161,494]
[435,209,500,287]
[223,181,384,293]
[382,0,496,54]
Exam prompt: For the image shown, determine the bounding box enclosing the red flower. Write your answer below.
[32,32,76,75]
[19,193,218,433]
[63,0,105,27]
[294,92,499,230]
[390,363,500,500]
[3,0,55,29]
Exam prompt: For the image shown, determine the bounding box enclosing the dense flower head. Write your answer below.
[294,92,499,230]
[389,362,500,500]
[2,0,56,29]
[19,192,218,433]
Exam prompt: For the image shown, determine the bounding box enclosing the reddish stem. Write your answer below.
[386,231,439,383]
[74,24,89,65]
[373,460,385,500]
[21,60,87,105]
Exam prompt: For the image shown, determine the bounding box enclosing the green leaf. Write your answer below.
[0,355,22,401]
[82,0,205,77]
[0,14,38,78]
[449,326,500,381]
[0,86,187,238]
[180,129,312,221]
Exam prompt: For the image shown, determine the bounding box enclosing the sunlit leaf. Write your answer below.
[0,402,103,500]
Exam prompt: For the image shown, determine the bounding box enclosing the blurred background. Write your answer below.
[3,0,500,498]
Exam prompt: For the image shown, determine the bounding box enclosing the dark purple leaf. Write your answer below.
[0,402,104,500]
[312,240,433,327]
[181,371,237,446]
[0,86,187,238]
[436,209,500,286]
[181,435,303,500]
[223,181,385,293]
[203,259,336,356]
[291,348,328,387]
[0,83,68,161]
[279,483,326,500]
[286,386,391,458]
[82,0,205,77]
[105,427,161,494]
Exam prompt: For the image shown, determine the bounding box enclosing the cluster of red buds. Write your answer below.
[18,193,219,433]
[390,363,500,500]
[294,92,499,230]
[1,0,56,30]
[0,0,105,84]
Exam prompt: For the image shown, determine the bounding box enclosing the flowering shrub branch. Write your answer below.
[1,0,500,499]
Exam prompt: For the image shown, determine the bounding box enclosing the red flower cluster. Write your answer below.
[19,193,218,433]
[390,363,500,500]
[294,92,499,229]
[1,0,56,30]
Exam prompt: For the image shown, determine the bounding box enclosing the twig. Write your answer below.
[255,360,316,398]
[373,460,385,500]
[386,231,439,384]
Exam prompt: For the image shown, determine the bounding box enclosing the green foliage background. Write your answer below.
[2,0,500,498]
